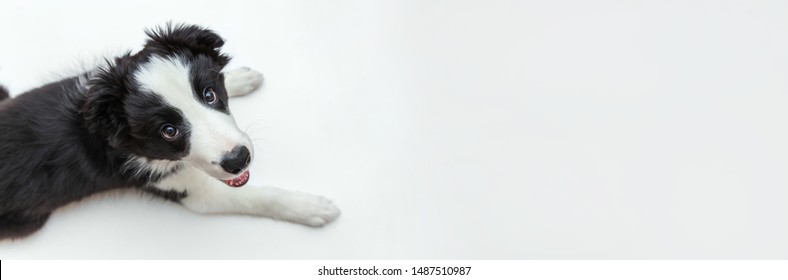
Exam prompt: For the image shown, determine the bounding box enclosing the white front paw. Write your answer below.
[277,192,341,227]
[225,67,264,97]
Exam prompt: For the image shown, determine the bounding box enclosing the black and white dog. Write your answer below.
[0,24,340,240]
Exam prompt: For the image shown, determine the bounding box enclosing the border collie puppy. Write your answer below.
[0,24,340,240]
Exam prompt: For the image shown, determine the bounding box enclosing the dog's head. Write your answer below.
[83,23,253,187]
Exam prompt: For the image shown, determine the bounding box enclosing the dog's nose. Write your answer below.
[220,145,251,174]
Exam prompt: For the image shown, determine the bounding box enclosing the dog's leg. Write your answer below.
[224,67,264,98]
[153,166,340,227]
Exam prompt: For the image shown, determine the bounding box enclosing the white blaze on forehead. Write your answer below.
[133,56,253,179]
[134,56,194,107]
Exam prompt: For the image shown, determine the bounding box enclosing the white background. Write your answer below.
[0,0,787,259]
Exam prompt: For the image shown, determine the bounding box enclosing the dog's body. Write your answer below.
[0,24,339,240]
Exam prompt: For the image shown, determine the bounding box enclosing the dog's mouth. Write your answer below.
[222,170,250,187]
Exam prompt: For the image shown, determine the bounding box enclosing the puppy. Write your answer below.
[0,24,340,240]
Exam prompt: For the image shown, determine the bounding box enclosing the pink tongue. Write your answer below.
[223,170,250,187]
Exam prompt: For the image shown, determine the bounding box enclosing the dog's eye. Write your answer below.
[160,124,179,140]
[203,87,217,104]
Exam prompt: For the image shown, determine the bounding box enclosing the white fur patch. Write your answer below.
[155,165,341,227]
[121,156,181,181]
[224,67,263,97]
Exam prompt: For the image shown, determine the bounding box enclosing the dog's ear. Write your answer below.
[144,23,230,66]
[82,57,131,147]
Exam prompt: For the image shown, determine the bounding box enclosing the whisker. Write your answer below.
[243,120,267,135]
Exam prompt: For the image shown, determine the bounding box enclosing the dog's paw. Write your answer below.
[277,192,341,227]
[225,67,264,97]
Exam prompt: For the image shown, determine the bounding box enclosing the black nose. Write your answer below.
[220,145,251,174]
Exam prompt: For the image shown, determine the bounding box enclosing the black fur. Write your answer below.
[0,85,8,101]
[0,23,231,240]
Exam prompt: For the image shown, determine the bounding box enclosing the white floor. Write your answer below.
[1,0,788,259]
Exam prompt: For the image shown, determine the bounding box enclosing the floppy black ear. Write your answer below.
[144,23,230,66]
[82,57,131,147]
